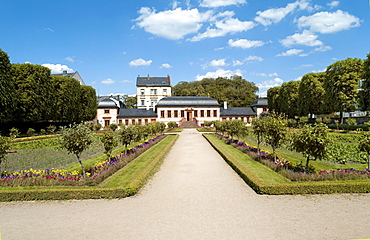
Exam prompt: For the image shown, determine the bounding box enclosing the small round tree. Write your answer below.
[358,132,370,170]
[263,112,288,162]
[100,130,118,158]
[292,123,330,171]
[60,124,94,178]
[252,117,265,155]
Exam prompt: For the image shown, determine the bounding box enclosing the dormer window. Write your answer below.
[104,110,110,114]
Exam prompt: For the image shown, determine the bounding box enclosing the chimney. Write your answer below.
[152,102,156,112]
[62,70,67,76]
[224,101,227,110]
[146,105,149,111]
[167,75,171,85]
[147,74,150,80]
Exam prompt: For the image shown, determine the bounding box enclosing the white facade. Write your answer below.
[156,106,220,125]
[137,86,171,109]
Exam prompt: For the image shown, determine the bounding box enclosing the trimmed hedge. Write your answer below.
[0,134,178,201]
[203,133,370,195]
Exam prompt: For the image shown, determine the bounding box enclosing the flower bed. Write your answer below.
[1,135,165,187]
[215,133,370,181]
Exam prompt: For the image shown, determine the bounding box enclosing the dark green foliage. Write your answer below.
[358,132,370,168]
[167,121,177,129]
[298,73,325,117]
[26,128,35,137]
[323,58,364,123]
[108,123,118,131]
[278,81,300,118]
[267,86,281,113]
[79,85,97,121]
[359,53,370,112]
[10,63,53,122]
[100,130,118,157]
[50,76,81,122]
[0,49,14,122]
[172,75,258,107]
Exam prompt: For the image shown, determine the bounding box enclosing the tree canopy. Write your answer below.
[0,49,14,123]
[298,73,325,118]
[323,58,363,123]
[359,53,370,112]
[172,76,258,107]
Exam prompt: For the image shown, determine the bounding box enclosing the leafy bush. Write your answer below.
[9,128,19,139]
[47,125,56,133]
[27,128,36,137]
[167,121,177,129]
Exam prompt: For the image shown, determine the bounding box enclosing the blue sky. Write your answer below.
[0,0,369,97]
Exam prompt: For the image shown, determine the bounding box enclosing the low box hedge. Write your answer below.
[203,133,370,195]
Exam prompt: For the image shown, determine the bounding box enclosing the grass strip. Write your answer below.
[99,134,178,188]
[0,135,178,201]
[204,134,370,195]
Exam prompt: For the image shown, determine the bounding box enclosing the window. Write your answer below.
[213,110,217,117]
[140,89,145,95]
[151,101,156,106]
[119,120,122,124]
[125,120,129,125]
[104,109,110,114]
[207,110,211,117]
[263,108,267,112]
[104,120,110,126]
[174,110,178,118]
[161,111,165,118]
[151,89,157,95]
[141,100,145,106]
[167,110,171,118]
[194,110,198,117]
[181,110,185,118]
[138,119,142,125]
[200,110,204,117]
[163,89,167,95]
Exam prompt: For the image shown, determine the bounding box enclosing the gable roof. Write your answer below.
[156,96,220,107]
[220,107,256,116]
[136,75,171,87]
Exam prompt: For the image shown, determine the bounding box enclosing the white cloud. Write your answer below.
[101,78,115,84]
[256,78,284,89]
[296,10,360,34]
[121,80,133,83]
[254,0,309,26]
[253,72,279,77]
[277,48,304,56]
[189,16,255,41]
[327,1,339,8]
[195,69,243,81]
[312,68,326,73]
[245,55,263,62]
[200,0,247,8]
[313,45,332,52]
[233,60,244,66]
[280,30,323,47]
[65,56,75,62]
[161,63,172,68]
[228,39,266,49]
[42,63,73,74]
[208,58,228,68]
[134,7,211,40]
[129,58,153,67]
[43,28,54,32]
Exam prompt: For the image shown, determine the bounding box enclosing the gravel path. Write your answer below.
[1,129,370,240]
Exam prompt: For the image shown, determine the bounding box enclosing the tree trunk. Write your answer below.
[305,156,310,171]
[340,111,344,125]
[78,155,86,178]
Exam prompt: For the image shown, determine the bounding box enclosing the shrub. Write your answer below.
[47,125,56,133]
[167,121,177,129]
[108,123,118,131]
[9,128,19,139]
[27,128,36,137]
[40,129,46,135]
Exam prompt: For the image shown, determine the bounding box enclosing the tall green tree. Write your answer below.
[251,117,265,154]
[172,76,258,107]
[50,76,81,122]
[298,72,325,118]
[359,53,370,112]
[79,85,97,122]
[323,58,363,123]
[0,49,15,122]
[0,135,11,174]
[278,81,300,118]
[267,86,281,113]
[10,63,53,122]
